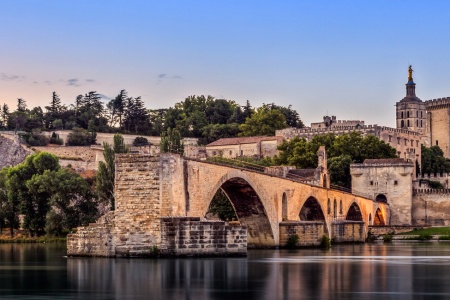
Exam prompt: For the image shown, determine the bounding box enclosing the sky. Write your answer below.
[1,1,450,127]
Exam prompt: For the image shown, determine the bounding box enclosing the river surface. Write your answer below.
[1,242,450,299]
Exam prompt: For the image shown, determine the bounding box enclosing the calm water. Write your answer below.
[1,243,450,299]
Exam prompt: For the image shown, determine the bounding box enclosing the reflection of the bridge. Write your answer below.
[66,245,426,299]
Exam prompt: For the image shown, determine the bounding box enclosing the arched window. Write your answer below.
[401,120,405,128]
[407,120,410,127]
[375,194,387,203]
[416,120,419,127]
[401,111,404,118]
[327,198,331,214]
[333,199,337,218]
[421,120,423,127]
[339,200,343,214]
[421,111,423,118]
[282,193,288,220]
[407,111,410,118]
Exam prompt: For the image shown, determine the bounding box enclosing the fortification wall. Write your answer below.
[0,134,33,169]
[159,217,247,256]
[412,189,450,225]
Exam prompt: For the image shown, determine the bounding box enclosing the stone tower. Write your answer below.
[395,65,427,136]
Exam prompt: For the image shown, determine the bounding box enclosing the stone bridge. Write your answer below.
[68,153,390,256]
[158,154,389,247]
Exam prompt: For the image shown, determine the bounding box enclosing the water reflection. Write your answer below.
[2,243,450,299]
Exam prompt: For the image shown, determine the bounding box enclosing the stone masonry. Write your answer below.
[67,154,247,257]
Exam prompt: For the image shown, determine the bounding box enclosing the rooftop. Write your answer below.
[206,136,284,147]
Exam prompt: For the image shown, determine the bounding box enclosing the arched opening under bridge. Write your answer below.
[299,197,325,221]
[208,177,275,248]
[346,202,363,221]
[374,208,385,226]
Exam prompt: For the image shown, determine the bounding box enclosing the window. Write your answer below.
[405,139,408,146]
[388,135,392,142]
[397,137,401,144]
[421,111,423,118]
[407,111,410,118]
[436,140,439,146]
[370,181,374,185]
[394,180,398,185]
[416,120,419,127]
[421,120,423,127]
[407,120,410,127]
[416,111,418,117]
[401,111,404,118]
[411,140,414,146]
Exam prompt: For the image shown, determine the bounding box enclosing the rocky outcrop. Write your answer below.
[0,134,33,169]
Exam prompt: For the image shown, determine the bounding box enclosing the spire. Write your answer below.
[405,65,416,98]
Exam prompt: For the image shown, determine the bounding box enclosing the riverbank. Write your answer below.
[0,230,66,243]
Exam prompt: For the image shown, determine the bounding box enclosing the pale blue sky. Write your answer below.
[1,1,450,127]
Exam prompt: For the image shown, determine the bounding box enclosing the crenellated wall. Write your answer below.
[412,189,450,225]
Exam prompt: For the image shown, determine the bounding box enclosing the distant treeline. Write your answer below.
[0,92,304,145]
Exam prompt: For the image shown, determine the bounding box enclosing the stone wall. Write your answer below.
[67,212,115,257]
[279,221,325,247]
[331,221,365,242]
[159,217,247,256]
[368,225,426,236]
[426,97,450,158]
[412,189,450,225]
[351,160,414,225]
[0,134,32,169]
[113,154,161,255]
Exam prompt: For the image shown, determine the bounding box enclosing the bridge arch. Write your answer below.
[346,202,363,221]
[374,208,386,225]
[205,170,276,248]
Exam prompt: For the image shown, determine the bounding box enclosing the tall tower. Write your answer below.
[395,65,427,136]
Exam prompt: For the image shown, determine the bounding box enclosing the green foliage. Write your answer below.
[286,234,299,248]
[428,180,445,189]
[66,127,96,146]
[0,152,97,237]
[49,132,63,145]
[239,105,287,136]
[438,235,450,241]
[320,235,331,249]
[20,129,49,146]
[421,145,450,175]
[133,136,149,146]
[275,132,397,188]
[417,233,433,241]
[96,134,129,210]
[160,128,183,154]
[207,189,237,221]
[383,233,393,243]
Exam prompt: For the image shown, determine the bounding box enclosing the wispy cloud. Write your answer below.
[157,73,182,84]
[0,73,25,81]
[86,79,95,83]
[67,78,80,86]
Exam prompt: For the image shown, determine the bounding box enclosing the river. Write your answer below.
[1,242,450,299]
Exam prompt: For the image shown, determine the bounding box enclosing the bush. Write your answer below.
[428,180,444,189]
[438,235,450,241]
[133,136,149,147]
[49,132,63,145]
[417,233,433,241]
[320,235,331,249]
[20,130,49,146]
[286,234,299,248]
[383,234,393,243]
[66,128,96,146]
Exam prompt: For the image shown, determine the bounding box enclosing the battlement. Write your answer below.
[425,97,450,109]
[413,189,450,195]
[276,125,421,139]
[416,173,450,180]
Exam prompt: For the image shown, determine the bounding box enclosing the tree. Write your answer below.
[107,89,127,129]
[275,132,397,188]
[17,98,27,112]
[160,128,183,153]
[207,189,237,221]
[421,145,450,175]
[239,105,287,136]
[96,134,129,210]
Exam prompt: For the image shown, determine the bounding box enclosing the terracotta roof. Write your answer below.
[206,136,284,147]
[363,158,411,164]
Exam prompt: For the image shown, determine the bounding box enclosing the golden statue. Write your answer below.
[408,65,413,81]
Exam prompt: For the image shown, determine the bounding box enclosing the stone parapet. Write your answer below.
[159,217,247,256]
[368,225,426,236]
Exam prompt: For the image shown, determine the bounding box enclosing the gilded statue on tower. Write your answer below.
[408,65,413,81]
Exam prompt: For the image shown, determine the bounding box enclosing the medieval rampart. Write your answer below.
[412,189,450,225]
